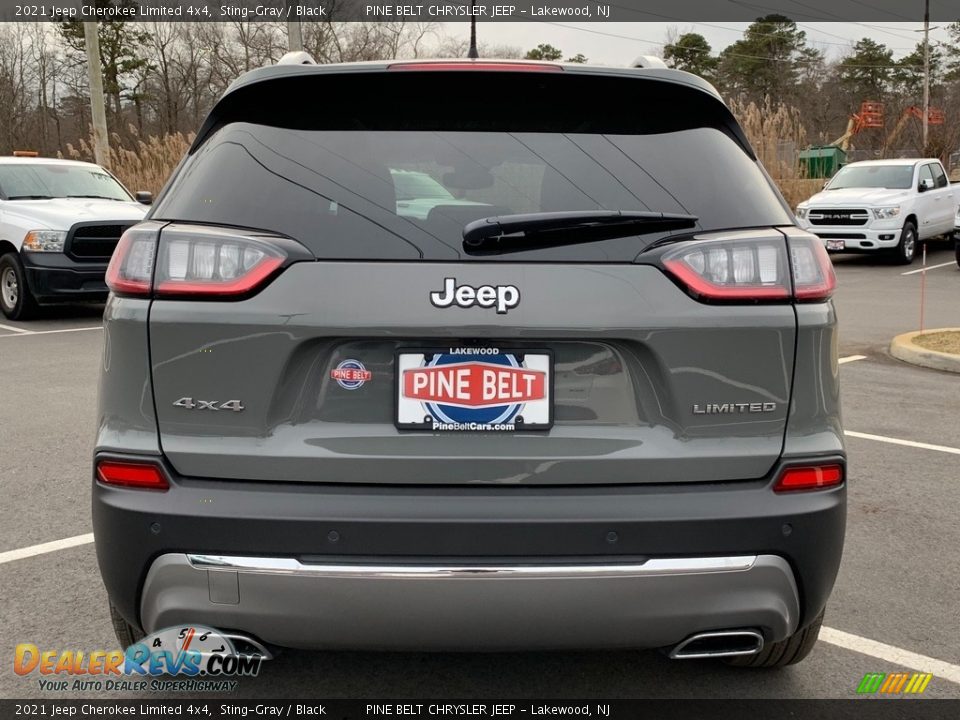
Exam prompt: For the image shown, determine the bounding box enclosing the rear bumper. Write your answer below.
[21,252,108,303]
[141,553,798,651]
[93,454,845,651]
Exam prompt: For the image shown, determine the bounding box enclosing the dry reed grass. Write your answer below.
[730,97,807,180]
[729,98,825,207]
[777,178,828,209]
[62,126,194,196]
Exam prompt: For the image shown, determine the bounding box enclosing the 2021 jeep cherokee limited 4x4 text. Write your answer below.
[94,60,844,668]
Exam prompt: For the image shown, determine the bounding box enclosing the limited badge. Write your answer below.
[330,359,372,390]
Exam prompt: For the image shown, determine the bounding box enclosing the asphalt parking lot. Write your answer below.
[1,246,958,700]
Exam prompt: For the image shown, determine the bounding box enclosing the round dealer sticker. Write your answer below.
[330,359,372,390]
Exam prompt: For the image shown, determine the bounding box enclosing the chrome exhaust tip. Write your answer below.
[668,629,764,660]
[221,632,275,661]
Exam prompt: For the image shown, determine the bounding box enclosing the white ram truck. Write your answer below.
[0,157,148,320]
[796,158,960,264]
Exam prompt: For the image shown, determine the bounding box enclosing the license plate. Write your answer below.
[396,348,552,431]
[826,239,845,251]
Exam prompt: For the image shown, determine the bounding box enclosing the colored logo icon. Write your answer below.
[331,359,372,390]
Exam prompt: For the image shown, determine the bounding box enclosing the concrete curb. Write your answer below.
[890,329,960,374]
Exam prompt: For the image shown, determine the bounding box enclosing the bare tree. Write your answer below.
[0,25,33,153]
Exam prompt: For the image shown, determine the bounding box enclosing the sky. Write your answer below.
[442,21,956,65]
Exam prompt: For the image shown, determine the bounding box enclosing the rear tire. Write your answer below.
[109,600,144,649]
[894,222,918,265]
[724,609,825,668]
[955,236,960,269]
[0,252,37,320]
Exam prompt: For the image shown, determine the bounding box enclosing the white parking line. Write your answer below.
[839,355,867,364]
[2,532,959,683]
[0,322,32,334]
[0,533,94,565]
[820,627,960,685]
[0,326,102,338]
[845,430,960,456]
[901,261,957,276]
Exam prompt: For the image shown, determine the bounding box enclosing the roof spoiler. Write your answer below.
[190,61,741,155]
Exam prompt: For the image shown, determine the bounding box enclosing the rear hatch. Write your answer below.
[135,64,820,486]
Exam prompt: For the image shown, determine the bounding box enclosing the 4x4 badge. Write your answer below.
[172,398,245,412]
[430,277,520,314]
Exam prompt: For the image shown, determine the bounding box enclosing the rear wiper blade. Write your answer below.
[462,210,698,255]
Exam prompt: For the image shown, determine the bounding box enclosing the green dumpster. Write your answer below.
[799,146,847,179]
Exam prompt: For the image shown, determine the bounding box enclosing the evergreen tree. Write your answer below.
[59,0,152,117]
[525,44,563,61]
[837,38,894,101]
[717,15,814,101]
[663,33,717,80]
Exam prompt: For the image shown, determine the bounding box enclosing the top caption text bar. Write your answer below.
[2,0,958,23]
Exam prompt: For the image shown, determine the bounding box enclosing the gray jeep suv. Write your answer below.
[93,60,845,668]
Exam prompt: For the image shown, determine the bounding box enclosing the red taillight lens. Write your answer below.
[788,234,836,300]
[662,234,792,302]
[773,465,844,492]
[107,224,289,299]
[96,459,169,491]
[105,226,158,297]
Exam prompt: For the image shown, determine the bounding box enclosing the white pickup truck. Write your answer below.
[0,157,148,319]
[796,158,960,264]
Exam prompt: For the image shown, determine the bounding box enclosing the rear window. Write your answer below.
[154,72,791,262]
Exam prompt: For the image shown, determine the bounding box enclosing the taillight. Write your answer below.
[788,234,836,301]
[105,226,158,296]
[96,459,169,491]
[661,231,836,303]
[106,224,292,299]
[773,464,844,493]
[662,234,791,302]
[154,226,285,297]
